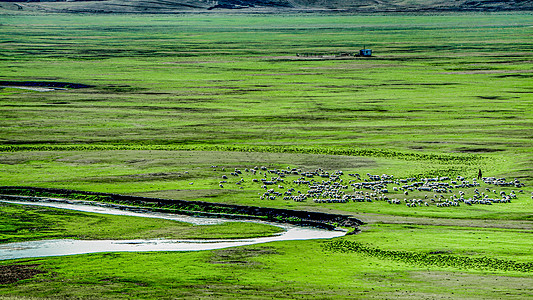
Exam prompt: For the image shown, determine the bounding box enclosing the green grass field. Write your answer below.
[0,12,532,299]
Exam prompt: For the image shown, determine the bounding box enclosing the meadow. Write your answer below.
[0,12,532,299]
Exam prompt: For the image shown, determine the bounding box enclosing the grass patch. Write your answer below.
[324,239,533,273]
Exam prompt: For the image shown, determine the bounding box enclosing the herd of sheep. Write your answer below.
[211,166,526,208]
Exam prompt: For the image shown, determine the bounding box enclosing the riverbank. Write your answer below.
[0,200,286,244]
[0,199,346,260]
[0,186,364,231]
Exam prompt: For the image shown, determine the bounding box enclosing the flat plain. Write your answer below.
[0,12,532,299]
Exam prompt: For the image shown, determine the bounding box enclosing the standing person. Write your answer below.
[478,169,482,180]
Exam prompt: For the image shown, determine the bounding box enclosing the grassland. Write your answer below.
[0,12,532,299]
[1,14,532,152]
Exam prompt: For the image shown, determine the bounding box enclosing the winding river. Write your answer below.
[0,199,346,260]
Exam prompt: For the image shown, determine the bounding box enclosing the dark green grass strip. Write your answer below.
[0,144,481,163]
[324,240,533,273]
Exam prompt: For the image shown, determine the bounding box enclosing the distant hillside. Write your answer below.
[0,0,531,13]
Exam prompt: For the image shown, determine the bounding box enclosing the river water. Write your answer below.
[0,199,346,260]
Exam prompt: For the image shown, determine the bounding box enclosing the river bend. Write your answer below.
[0,199,346,260]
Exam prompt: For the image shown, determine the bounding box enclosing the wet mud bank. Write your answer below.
[0,264,45,284]
[0,186,364,230]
